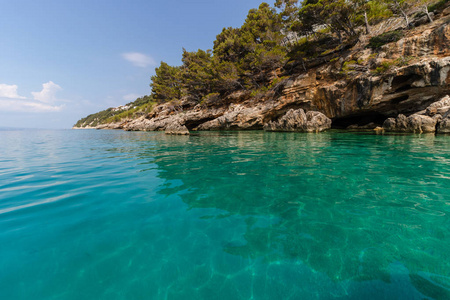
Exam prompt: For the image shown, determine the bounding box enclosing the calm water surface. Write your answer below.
[1,129,450,299]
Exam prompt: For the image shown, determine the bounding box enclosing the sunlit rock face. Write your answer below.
[112,18,450,132]
[263,109,331,132]
[382,95,450,133]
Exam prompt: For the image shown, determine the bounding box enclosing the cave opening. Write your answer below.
[392,74,422,93]
[184,118,216,130]
[332,112,388,129]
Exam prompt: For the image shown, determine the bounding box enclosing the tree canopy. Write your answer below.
[148,0,432,105]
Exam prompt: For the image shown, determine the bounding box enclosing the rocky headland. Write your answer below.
[74,7,450,135]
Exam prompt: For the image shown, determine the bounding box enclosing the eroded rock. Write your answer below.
[165,123,190,135]
[437,109,450,133]
[383,95,450,133]
[264,109,331,132]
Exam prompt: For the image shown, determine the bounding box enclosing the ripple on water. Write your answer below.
[0,130,449,299]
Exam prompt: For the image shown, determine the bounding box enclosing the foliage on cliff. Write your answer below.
[73,95,155,128]
[148,0,439,105]
[74,0,448,127]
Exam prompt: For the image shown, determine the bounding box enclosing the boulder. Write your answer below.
[383,113,438,133]
[383,96,450,133]
[426,95,450,115]
[264,109,331,132]
[407,114,439,133]
[437,110,450,133]
[165,122,190,135]
[443,6,450,16]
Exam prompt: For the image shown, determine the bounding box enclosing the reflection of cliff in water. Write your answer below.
[141,131,450,298]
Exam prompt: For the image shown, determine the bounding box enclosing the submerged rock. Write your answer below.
[264,109,331,132]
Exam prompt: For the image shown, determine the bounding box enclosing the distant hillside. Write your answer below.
[73,95,155,128]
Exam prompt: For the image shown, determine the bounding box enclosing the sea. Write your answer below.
[1,129,449,299]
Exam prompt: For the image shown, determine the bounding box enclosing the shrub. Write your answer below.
[342,60,357,73]
[373,61,394,74]
[201,93,221,106]
[428,0,450,12]
[368,30,403,49]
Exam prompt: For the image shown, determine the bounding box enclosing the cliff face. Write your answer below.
[80,13,450,133]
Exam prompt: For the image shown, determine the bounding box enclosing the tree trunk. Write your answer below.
[364,11,371,35]
[424,5,433,23]
[400,8,410,28]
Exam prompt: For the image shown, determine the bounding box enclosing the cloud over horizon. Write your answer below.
[122,52,156,68]
[0,81,64,112]
[0,84,26,99]
[31,81,62,103]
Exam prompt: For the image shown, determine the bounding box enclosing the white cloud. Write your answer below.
[122,52,156,68]
[0,84,26,99]
[0,99,63,112]
[0,81,64,112]
[123,93,142,101]
[31,81,62,103]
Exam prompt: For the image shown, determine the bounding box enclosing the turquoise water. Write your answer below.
[1,130,450,300]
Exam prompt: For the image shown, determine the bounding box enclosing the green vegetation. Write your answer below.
[373,60,395,74]
[368,30,403,49]
[428,0,449,12]
[75,0,445,127]
[74,95,155,127]
[146,0,443,104]
[145,0,437,110]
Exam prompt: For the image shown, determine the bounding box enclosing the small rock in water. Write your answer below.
[264,109,331,133]
[165,123,190,135]
[383,95,450,133]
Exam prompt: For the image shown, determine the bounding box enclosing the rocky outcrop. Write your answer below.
[165,122,190,135]
[383,114,439,133]
[437,110,450,133]
[79,15,450,133]
[263,109,331,132]
[383,95,450,133]
[197,104,267,130]
[96,123,123,130]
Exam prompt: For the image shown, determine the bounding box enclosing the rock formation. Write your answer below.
[164,122,190,135]
[383,95,450,133]
[75,12,450,134]
[263,109,331,132]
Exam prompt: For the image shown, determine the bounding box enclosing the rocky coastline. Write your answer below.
[74,12,450,135]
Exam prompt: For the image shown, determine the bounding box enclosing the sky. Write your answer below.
[0,0,266,129]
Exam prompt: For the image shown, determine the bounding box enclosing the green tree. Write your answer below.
[238,3,288,86]
[420,0,434,22]
[297,0,363,43]
[366,0,393,25]
[274,0,300,24]
[383,0,413,27]
[150,62,182,103]
[213,27,247,64]
[181,49,215,100]
[211,59,242,93]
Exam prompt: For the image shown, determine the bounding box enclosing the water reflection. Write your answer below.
[137,131,450,298]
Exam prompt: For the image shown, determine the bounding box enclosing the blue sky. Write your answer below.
[0,0,266,128]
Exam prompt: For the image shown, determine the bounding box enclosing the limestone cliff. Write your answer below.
[75,10,450,134]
